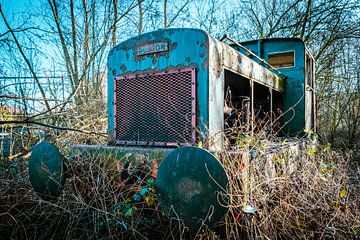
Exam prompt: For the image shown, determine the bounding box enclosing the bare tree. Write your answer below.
[138,0,143,34]
[187,0,240,38]
[0,4,51,112]
[112,0,117,46]
[234,0,360,146]
[317,38,360,146]
[47,0,138,106]
[163,0,192,28]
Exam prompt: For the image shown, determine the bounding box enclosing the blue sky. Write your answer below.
[1,0,42,13]
[0,0,42,33]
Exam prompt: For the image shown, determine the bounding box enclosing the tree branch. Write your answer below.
[0,4,51,112]
[0,120,107,137]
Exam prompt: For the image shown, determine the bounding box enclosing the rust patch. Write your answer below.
[126,53,129,60]
[249,62,254,78]
[237,55,242,64]
[117,64,199,77]
[185,57,190,62]
[177,177,202,202]
[152,57,157,64]
[203,40,209,49]
[107,131,116,145]
[202,58,208,70]
[112,69,116,76]
[120,64,127,72]
[210,44,221,76]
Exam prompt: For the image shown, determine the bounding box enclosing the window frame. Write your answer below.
[267,50,296,69]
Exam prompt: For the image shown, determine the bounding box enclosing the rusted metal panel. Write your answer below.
[207,36,225,150]
[218,41,284,92]
[304,49,316,132]
[207,36,284,150]
[70,144,172,163]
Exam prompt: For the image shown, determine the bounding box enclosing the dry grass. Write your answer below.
[1,101,359,239]
[55,99,108,145]
[222,133,360,240]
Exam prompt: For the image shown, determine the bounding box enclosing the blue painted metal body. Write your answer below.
[107,29,315,148]
[237,38,315,135]
[108,28,210,142]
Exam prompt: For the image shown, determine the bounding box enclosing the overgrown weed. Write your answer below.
[222,131,359,239]
[0,101,359,239]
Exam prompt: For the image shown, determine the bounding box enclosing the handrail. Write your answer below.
[220,34,285,78]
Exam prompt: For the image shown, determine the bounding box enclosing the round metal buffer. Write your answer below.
[29,142,65,200]
[155,147,228,231]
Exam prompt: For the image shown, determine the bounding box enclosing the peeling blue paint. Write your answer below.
[108,28,210,140]
[239,38,313,135]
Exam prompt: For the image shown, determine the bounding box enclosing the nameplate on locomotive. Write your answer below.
[136,42,168,56]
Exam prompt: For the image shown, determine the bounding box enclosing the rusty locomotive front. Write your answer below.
[28,28,316,230]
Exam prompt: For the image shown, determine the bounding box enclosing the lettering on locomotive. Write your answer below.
[136,42,168,56]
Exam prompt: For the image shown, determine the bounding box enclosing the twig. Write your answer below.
[0,120,107,137]
[0,5,51,112]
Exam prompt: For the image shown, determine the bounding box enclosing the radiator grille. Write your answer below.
[114,68,196,146]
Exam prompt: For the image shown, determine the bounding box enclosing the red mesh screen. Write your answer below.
[114,67,196,146]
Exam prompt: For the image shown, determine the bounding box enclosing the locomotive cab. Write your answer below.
[237,38,316,135]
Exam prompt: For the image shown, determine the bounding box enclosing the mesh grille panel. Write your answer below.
[114,68,195,146]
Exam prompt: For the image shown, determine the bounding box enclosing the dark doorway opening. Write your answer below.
[272,91,284,135]
[224,70,251,134]
[253,81,270,131]
[224,69,284,139]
